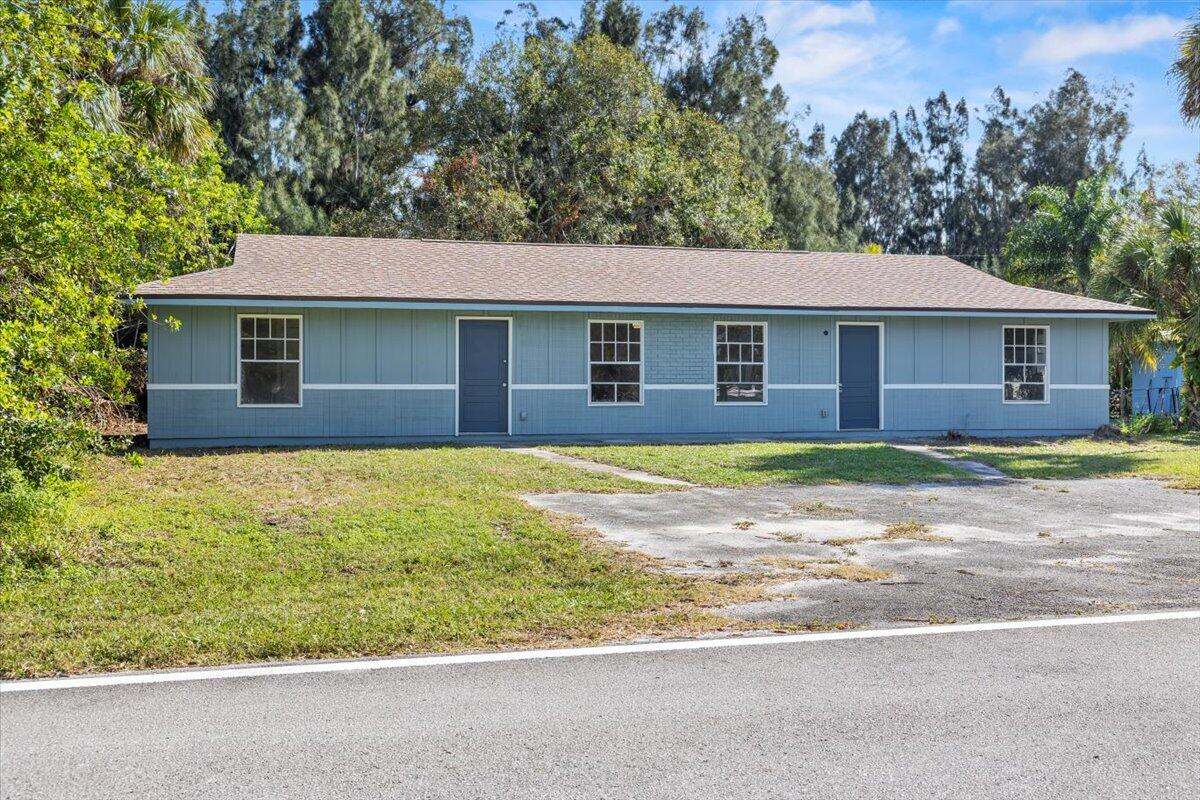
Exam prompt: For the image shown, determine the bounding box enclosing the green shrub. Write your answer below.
[1120,413,1179,436]
[0,472,76,579]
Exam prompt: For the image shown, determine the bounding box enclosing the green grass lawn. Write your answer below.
[947,433,1200,489]
[0,446,762,679]
[548,442,972,487]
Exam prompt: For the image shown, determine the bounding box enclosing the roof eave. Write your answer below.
[134,294,1156,319]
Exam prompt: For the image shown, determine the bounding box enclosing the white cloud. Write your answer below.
[933,17,962,39]
[773,29,909,87]
[1020,14,1184,65]
[762,1,876,35]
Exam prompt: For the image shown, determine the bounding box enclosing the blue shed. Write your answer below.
[135,235,1155,448]
[1132,346,1184,415]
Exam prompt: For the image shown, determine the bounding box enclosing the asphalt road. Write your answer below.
[3,617,1198,799]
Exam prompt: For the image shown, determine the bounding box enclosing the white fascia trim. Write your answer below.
[770,384,838,390]
[303,384,454,391]
[512,384,587,391]
[884,384,1109,391]
[885,384,1002,390]
[147,383,237,390]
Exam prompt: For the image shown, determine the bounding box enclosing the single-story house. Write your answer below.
[136,234,1154,449]
[1132,346,1183,416]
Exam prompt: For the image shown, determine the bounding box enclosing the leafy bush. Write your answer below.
[1119,413,1180,436]
[0,471,75,579]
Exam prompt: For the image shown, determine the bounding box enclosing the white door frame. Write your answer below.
[835,321,885,432]
[454,316,513,436]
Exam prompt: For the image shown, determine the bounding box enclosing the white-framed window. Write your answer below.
[238,314,302,406]
[588,320,642,404]
[715,322,766,404]
[1003,325,1048,403]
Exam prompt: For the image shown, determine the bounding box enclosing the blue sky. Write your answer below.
[458,0,1197,170]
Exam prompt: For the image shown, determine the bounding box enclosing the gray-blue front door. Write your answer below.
[838,325,880,430]
[458,319,509,434]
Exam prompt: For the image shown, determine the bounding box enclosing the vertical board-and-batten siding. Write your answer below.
[147,305,1110,445]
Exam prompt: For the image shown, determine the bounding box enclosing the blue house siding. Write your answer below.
[146,305,1111,447]
[1132,346,1183,415]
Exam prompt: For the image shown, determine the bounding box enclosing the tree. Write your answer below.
[82,0,214,161]
[0,0,264,494]
[365,0,472,150]
[415,34,776,248]
[964,88,1025,268]
[578,0,641,49]
[1094,202,1200,424]
[199,0,305,186]
[1171,14,1200,124]
[299,0,411,226]
[1019,69,1129,192]
[647,11,851,250]
[833,112,914,252]
[1003,170,1122,293]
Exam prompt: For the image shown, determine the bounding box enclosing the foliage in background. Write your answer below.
[0,0,263,572]
[1171,12,1200,124]
[413,33,776,247]
[1093,201,1200,425]
[1003,169,1122,294]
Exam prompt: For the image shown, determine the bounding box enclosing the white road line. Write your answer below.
[4,609,1197,694]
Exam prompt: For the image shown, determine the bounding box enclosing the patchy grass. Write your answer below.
[823,521,951,547]
[882,521,950,542]
[948,433,1200,489]
[549,442,973,487]
[788,500,857,519]
[751,555,892,582]
[0,446,773,679]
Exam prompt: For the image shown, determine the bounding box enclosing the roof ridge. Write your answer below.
[238,232,967,261]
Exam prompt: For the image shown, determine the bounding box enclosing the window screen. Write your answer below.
[589,321,642,404]
[239,316,301,405]
[715,323,765,403]
[1003,326,1047,402]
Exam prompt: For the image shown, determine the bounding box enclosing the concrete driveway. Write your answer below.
[526,477,1200,627]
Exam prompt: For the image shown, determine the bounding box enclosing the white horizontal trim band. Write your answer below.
[885,384,1109,391]
[512,384,587,391]
[770,384,837,390]
[147,383,236,391]
[304,384,454,391]
[885,384,1001,390]
[150,382,1108,393]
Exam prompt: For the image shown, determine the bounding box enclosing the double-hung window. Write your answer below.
[589,320,642,404]
[715,322,765,403]
[1003,325,1047,402]
[239,315,301,406]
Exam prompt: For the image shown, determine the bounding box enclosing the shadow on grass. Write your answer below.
[734,445,969,485]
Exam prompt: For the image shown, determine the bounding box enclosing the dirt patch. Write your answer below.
[786,500,857,519]
[752,556,893,582]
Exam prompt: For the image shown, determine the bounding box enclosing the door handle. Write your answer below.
[501,382,508,388]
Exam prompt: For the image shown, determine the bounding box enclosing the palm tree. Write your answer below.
[81,0,213,160]
[1171,14,1200,125]
[1093,202,1200,425]
[1003,170,1121,294]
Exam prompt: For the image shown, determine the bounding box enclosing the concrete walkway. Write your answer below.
[891,443,1008,480]
[510,447,693,486]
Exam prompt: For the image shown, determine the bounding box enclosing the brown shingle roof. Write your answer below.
[136,234,1153,316]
